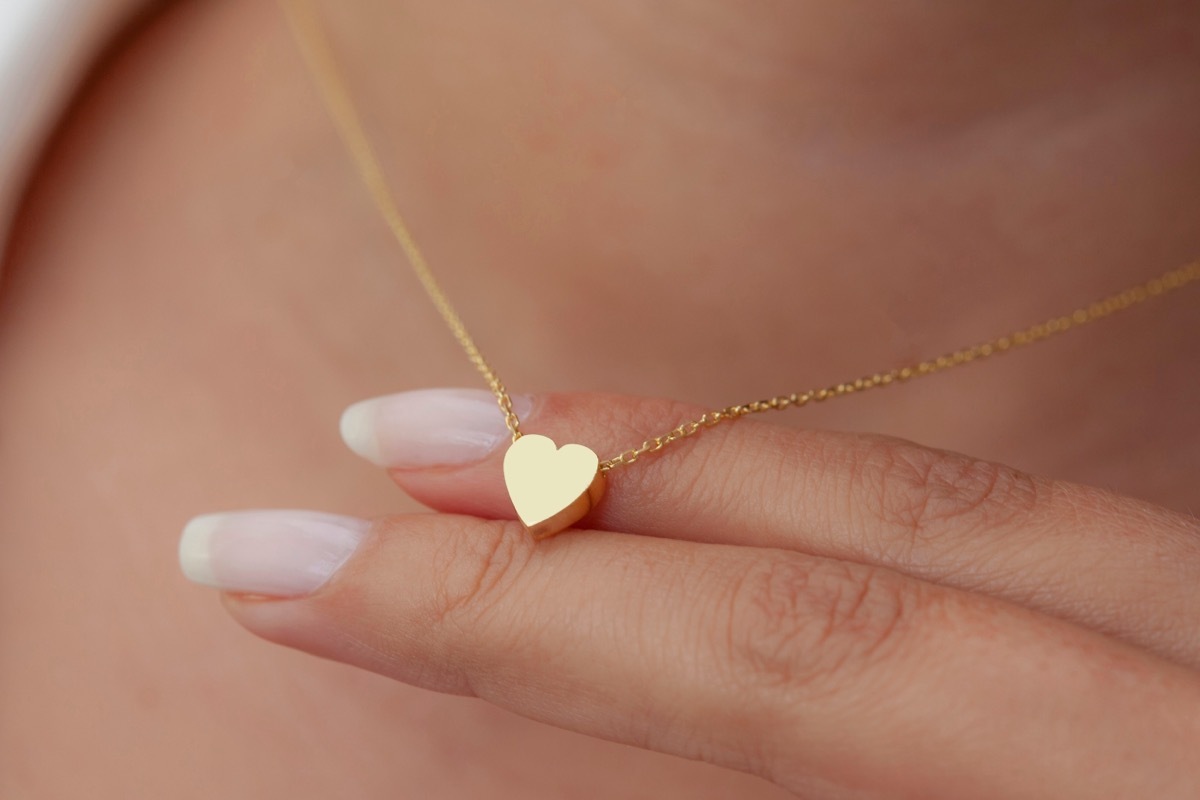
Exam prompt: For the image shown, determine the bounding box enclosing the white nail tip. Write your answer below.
[179,513,222,588]
[339,399,386,466]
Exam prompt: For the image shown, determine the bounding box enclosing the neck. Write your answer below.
[323,1,1199,135]
[292,0,1200,508]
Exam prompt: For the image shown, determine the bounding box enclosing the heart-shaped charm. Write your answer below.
[503,434,606,540]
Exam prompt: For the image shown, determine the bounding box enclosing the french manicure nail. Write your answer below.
[179,510,370,596]
[338,387,533,468]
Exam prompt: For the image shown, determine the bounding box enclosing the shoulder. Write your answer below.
[0,0,154,253]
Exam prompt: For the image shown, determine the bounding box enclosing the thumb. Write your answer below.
[338,386,712,530]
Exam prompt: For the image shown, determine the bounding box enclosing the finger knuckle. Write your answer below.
[718,555,912,700]
[849,437,1041,555]
[427,518,535,633]
[619,405,747,523]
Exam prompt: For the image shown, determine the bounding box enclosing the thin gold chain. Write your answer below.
[280,0,524,440]
[599,260,1199,469]
[280,0,1199,474]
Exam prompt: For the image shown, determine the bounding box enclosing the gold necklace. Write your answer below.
[280,0,1199,540]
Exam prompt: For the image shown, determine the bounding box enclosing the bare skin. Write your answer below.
[1,0,1198,797]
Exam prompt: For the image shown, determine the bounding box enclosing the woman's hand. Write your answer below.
[180,388,1200,799]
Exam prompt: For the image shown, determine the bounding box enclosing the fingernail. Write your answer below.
[339,387,533,468]
[179,510,370,596]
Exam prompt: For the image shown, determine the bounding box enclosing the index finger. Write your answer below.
[341,388,1200,668]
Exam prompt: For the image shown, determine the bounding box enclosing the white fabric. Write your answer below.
[0,0,146,255]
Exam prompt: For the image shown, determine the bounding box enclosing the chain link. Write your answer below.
[282,0,1199,473]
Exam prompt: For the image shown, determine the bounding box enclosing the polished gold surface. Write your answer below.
[280,0,1199,535]
[503,435,606,540]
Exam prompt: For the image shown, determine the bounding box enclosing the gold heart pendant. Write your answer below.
[503,434,606,540]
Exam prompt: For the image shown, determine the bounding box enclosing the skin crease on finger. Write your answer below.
[0,0,1199,798]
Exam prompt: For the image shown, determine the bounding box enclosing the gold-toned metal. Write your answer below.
[280,0,1200,534]
[503,435,606,540]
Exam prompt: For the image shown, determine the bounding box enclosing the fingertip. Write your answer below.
[336,388,531,470]
[176,509,371,597]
